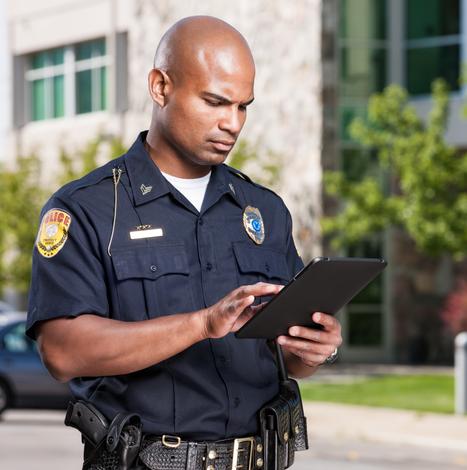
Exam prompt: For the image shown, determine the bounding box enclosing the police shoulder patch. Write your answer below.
[36,208,72,258]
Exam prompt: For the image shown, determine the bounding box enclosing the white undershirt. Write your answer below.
[161,170,212,212]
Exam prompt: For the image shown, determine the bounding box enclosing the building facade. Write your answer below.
[3,0,467,363]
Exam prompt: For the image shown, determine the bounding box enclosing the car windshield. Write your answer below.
[2,323,37,353]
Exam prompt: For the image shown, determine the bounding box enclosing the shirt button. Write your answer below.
[150,265,158,272]
[219,356,227,364]
[206,262,213,271]
[265,262,270,272]
[234,397,241,407]
[198,218,204,225]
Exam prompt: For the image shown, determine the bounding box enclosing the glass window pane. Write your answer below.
[53,75,65,118]
[31,52,47,70]
[340,47,386,98]
[347,238,384,304]
[340,0,386,40]
[76,38,106,60]
[93,39,106,57]
[76,70,92,114]
[3,323,34,352]
[348,311,383,346]
[76,41,93,61]
[406,45,460,95]
[51,47,65,65]
[407,0,460,39]
[31,79,46,121]
[99,66,107,110]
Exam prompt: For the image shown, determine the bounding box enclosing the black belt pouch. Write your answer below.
[259,343,309,470]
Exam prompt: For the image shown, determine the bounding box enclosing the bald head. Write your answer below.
[153,16,255,82]
[146,16,256,177]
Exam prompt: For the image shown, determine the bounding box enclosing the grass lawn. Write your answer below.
[299,374,455,414]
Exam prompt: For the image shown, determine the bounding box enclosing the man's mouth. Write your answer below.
[209,140,235,152]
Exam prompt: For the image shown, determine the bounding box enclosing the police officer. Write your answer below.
[27,16,342,470]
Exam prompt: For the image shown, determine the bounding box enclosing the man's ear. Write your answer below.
[148,68,172,107]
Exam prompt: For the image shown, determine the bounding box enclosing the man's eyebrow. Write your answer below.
[201,92,255,106]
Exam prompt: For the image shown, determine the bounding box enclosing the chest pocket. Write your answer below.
[111,242,194,318]
[233,241,290,303]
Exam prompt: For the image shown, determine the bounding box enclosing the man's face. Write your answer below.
[160,50,255,167]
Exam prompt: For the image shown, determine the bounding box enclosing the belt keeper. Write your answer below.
[161,434,181,448]
[206,442,217,470]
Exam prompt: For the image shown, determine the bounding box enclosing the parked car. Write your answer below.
[0,300,16,314]
[0,313,71,415]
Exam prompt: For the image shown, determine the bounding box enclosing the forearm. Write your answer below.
[38,311,206,382]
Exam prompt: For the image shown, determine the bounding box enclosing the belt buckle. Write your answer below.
[231,436,255,470]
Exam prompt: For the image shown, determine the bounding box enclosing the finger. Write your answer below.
[234,305,257,328]
[288,326,342,348]
[250,301,268,313]
[288,326,334,344]
[280,343,327,366]
[277,335,336,357]
[236,283,284,299]
[312,312,340,332]
[236,295,255,313]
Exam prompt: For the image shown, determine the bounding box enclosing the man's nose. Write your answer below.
[218,107,244,135]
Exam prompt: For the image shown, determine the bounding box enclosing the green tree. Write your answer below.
[323,80,467,259]
[0,155,46,295]
[0,135,125,298]
[229,139,281,188]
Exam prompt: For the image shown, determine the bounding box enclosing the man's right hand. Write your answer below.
[200,282,283,339]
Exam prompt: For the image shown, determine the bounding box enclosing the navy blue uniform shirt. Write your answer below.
[27,131,304,440]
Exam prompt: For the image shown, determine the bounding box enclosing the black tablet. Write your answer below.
[235,257,387,339]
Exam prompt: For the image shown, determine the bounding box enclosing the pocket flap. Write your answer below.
[232,242,290,279]
[112,243,189,281]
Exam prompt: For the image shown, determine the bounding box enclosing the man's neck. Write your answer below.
[145,130,211,179]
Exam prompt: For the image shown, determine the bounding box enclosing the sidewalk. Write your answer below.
[304,402,467,452]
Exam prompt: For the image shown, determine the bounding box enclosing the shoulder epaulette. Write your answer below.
[60,156,126,198]
[226,165,253,183]
[226,164,282,198]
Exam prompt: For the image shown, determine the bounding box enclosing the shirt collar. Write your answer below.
[123,131,244,210]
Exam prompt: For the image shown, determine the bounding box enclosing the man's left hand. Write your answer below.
[277,312,342,368]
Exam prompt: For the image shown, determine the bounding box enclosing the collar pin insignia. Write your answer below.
[140,183,153,195]
[229,183,236,195]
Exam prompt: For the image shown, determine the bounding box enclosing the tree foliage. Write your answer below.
[228,139,281,188]
[322,80,467,259]
[0,135,125,297]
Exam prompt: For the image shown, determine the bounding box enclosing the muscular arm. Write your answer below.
[37,282,282,382]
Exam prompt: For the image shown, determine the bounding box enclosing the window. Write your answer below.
[75,39,107,114]
[27,48,65,121]
[3,323,36,353]
[338,0,388,348]
[405,0,461,95]
[26,38,108,122]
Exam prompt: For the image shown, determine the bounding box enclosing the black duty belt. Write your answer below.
[67,342,309,470]
[137,434,264,470]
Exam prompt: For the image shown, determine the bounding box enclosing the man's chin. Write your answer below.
[194,150,230,166]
